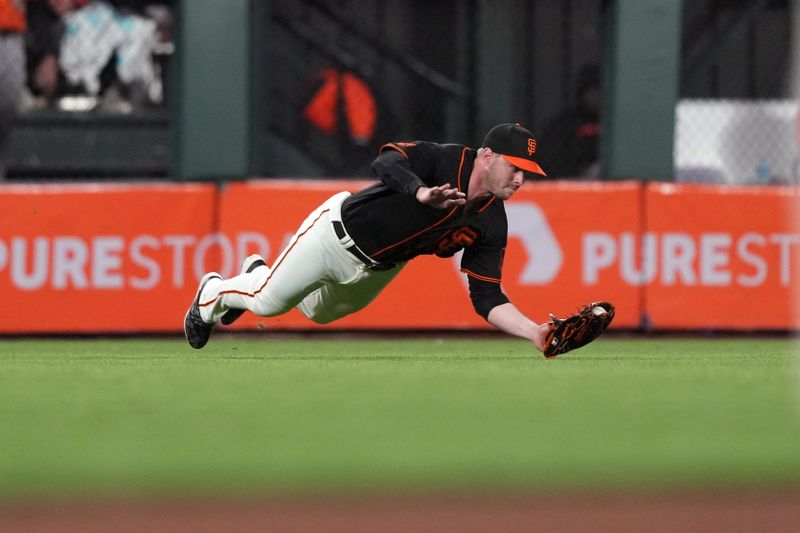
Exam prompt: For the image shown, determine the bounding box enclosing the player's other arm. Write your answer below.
[372,150,427,195]
[372,148,465,209]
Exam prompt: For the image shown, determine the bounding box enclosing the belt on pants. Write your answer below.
[331,220,395,271]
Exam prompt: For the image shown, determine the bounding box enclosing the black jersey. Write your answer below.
[341,141,510,318]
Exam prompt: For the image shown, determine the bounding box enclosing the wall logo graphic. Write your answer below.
[506,202,563,284]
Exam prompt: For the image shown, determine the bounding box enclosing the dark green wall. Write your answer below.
[174,0,251,180]
[601,0,682,180]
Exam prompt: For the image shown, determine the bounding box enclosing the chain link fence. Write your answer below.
[5,0,794,183]
[260,0,474,177]
[4,0,174,180]
[675,100,798,185]
[259,0,798,184]
[257,0,605,178]
[676,0,796,185]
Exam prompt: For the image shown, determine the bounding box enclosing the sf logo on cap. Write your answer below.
[527,138,537,156]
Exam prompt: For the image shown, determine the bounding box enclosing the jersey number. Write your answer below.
[436,227,478,255]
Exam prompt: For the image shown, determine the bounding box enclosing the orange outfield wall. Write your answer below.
[1,180,797,333]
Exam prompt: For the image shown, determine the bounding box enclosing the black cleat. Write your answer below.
[184,272,221,349]
[220,254,267,325]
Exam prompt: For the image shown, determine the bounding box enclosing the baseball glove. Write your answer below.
[543,301,615,358]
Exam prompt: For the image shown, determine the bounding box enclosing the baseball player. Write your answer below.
[185,123,614,356]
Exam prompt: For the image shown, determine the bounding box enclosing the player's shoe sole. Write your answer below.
[219,254,267,325]
[184,272,222,349]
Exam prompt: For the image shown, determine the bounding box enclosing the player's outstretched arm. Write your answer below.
[488,301,616,358]
[486,302,549,352]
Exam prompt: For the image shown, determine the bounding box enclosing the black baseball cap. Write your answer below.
[482,122,546,176]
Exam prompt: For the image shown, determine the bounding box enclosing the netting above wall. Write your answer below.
[676,0,795,185]
[260,0,474,178]
[675,100,798,185]
[5,0,174,180]
[256,0,605,179]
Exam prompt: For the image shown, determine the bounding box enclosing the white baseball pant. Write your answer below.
[198,192,405,325]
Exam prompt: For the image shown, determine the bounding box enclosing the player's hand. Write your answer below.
[415,184,466,209]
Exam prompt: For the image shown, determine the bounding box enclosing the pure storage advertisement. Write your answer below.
[0,183,217,333]
[643,183,800,329]
[1,180,797,333]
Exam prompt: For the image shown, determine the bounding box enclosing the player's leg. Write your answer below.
[296,263,405,324]
[197,193,358,323]
[219,254,268,325]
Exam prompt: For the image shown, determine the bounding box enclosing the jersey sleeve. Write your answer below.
[461,237,510,320]
[371,142,438,195]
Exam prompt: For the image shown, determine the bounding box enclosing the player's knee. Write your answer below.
[298,305,344,324]
[250,296,287,318]
[308,314,335,325]
[297,296,361,324]
[299,306,336,324]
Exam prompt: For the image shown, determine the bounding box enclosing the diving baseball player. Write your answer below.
[184,123,614,357]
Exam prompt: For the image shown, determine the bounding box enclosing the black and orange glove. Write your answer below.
[543,301,615,358]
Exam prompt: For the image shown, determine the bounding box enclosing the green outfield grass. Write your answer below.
[0,336,798,500]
